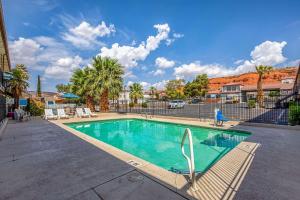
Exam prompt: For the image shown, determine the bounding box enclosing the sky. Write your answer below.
[4,0,300,92]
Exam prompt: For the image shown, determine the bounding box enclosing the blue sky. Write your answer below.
[4,0,300,92]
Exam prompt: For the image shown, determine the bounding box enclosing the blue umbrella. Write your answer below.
[61,93,79,99]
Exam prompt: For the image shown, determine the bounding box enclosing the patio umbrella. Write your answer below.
[61,93,79,99]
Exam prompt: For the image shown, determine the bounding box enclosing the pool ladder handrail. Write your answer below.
[181,128,196,188]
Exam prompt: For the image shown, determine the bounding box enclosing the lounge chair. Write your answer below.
[216,110,228,126]
[84,108,97,117]
[44,109,58,120]
[76,108,90,118]
[57,108,69,119]
[14,109,30,121]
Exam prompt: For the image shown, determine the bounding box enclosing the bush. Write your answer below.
[247,99,256,109]
[288,103,300,125]
[28,99,44,116]
[141,102,148,108]
[269,90,280,97]
[129,102,135,108]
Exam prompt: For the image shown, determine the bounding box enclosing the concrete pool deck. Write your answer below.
[0,113,299,199]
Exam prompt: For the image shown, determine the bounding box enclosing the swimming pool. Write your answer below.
[66,118,250,173]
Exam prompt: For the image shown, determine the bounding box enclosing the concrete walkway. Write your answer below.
[0,119,186,200]
[233,124,300,200]
[0,118,299,199]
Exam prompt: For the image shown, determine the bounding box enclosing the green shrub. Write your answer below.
[141,102,148,108]
[247,99,256,109]
[28,99,44,116]
[288,103,300,125]
[269,90,280,97]
[129,102,135,108]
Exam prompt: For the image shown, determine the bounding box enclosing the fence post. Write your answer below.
[198,101,201,120]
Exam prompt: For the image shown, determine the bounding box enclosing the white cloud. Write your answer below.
[44,56,83,79]
[166,32,184,46]
[152,80,168,90]
[174,40,288,79]
[9,37,85,80]
[127,81,150,90]
[127,81,134,86]
[174,61,229,79]
[234,59,244,65]
[124,71,137,79]
[152,69,165,76]
[9,37,72,70]
[155,57,175,68]
[250,41,287,66]
[62,21,115,49]
[286,59,300,66]
[9,37,42,69]
[127,80,168,90]
[173,33,184,38]
[233,41,287,74]
[140,81,151,89]
[99,23,171,69]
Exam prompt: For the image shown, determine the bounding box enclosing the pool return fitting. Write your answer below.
[181,128,196,189]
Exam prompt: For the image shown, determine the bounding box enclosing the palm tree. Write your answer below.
[129,83,143,104]
[8,64,29,109]
[91,56,124,112]
[256,65,273,107]
[70,67,96,111]
[149,86,156,99]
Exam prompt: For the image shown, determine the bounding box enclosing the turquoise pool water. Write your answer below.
[66,119,250,173]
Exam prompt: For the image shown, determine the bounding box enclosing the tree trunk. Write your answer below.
[257,74,264,108]
[13,91,20,110]
[134,98,137,104]
[86,95,95,112]
[100,89,109,112]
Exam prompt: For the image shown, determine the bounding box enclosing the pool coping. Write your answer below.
[51,113,260,200]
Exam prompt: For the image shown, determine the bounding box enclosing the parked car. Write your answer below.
[168,100,185,109]
[191,99,201,104]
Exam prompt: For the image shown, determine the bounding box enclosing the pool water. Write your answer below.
[66,119,250,173]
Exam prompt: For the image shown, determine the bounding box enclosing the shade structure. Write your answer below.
[61,93,79,99]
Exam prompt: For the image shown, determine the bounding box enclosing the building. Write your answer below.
[0,1,11,122]
[220,83,243,103]
[218,78,295,103]
[293,65,300,94]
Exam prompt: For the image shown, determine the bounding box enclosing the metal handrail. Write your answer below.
[181,128,196,188]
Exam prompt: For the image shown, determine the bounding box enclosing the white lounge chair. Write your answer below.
[84,108,97,117]
[44,109,58,120]
[57,108,69,119]
[76,108,90,118]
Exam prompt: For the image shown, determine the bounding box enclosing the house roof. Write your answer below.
[222,82,244,86]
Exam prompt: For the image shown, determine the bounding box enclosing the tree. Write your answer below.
[165,79,185,99]
[91,56,124,112]
[256,65,273,107]
[129,83,143,103]
[37,75,41,97]
[149,86,157,99]
[56,84,71,93]
[8,64,29,109]
[70,67,95,111]
[184,74,209,98]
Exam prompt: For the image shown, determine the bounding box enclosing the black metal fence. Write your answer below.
[110,94,300,125]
